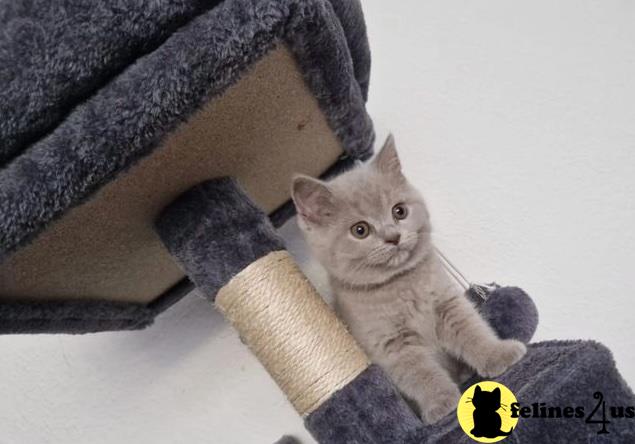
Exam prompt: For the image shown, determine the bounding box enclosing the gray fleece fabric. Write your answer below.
[0,278,192,335]
[0,0,373,261]
[0,0,370,167]
[306,289,635,443]
[0,0,221,165]
[155,178,285,300]
[0,0,373,333]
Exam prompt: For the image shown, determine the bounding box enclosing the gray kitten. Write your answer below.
[291,135,526,424]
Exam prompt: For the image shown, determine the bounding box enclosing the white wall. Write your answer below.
[1,1,634,443]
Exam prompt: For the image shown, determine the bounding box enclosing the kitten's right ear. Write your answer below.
[474,385,482,394]
[373,133,403,177]
[291,175,337,226]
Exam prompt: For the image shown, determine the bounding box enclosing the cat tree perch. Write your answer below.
[1,0,634,442]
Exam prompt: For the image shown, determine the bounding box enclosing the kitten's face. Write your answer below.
[292,135,432,286]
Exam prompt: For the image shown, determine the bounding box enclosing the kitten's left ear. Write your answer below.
[291,174,337,226]
[493,387,501,401]
[372,133,402,177]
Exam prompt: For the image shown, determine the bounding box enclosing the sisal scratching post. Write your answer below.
[216,251,368,416]
[155,178,420,442]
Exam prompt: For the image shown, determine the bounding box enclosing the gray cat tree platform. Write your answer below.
[1,1,634,442]
[0,0,373,332]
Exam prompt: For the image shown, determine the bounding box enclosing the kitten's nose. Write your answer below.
[385,234,401,245]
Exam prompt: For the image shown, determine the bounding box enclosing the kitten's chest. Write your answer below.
[339,274,437,337]
[384,279,435,330]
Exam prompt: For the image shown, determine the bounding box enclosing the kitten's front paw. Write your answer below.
[422,388,460,424]
[477,339,526,378]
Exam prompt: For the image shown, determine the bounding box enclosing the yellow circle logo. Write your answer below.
[457,381,518,442]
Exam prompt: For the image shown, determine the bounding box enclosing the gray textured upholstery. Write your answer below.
[0,0,373,333]
[0,0,221,165]
[0,0,374,261]
[155,178,285,301]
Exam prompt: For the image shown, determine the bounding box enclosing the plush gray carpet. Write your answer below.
[0,0,373,334]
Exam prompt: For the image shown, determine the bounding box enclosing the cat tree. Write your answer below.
[1,0,633,442]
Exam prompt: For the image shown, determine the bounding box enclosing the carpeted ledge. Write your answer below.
[0,0,373,333]
[0,0,374,262]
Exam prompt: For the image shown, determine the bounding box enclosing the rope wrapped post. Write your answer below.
[216,250,368,415]
[155,178,421,442]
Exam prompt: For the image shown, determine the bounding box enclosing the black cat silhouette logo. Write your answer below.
[471,386,513,438]
[457,381,519,442]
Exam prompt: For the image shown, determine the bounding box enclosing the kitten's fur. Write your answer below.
[291,135,526,424]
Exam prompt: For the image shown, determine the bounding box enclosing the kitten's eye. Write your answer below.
[392,203,408,221]
[350,221,370,239]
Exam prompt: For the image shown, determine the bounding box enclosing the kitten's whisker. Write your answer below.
[351,258,371,271]
[353,261,372,273]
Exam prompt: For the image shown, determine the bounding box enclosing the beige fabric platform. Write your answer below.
[0,47,343,304]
